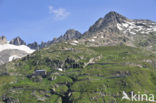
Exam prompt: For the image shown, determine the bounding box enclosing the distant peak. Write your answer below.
[65,29,81,35]
[0,36,7,41]
[10,36,26,46]
[15,36,22,39]
[104,11,128,23]
[105,11,122,16]
[0,36,7,44]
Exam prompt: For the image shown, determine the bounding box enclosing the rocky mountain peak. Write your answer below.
[88,11,128,33]
[0,36,7,44]
[104,11,128,23]
[10,36,26,46]
[27,42,39,50]
[64,29,82,39]
[53,29,82,43]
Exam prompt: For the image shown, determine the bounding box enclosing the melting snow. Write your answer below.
[9,55,21,62]
[57,68,63,72]
[117,20,156,35]
[91,39,95,42]
[153,27,156,31]
[70,43,77,46]
[117,24,123,30]
[0,44,35,53]
[122,23,129,28]
[73,40,79,43]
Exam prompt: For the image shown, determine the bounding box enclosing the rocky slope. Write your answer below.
[53,29,82,43]
[78,11,156,49]
[0,29,82,65]
[14,11,156,51]
[27,42,40,50]
[0,36,7,44]
[27,29,82,50]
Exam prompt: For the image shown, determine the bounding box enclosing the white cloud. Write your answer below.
[49,6,70,20]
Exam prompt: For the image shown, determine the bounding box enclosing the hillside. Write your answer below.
[1,42,156,103]
[1,11,156,103]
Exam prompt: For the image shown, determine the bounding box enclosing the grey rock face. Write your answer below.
[40,41,52,48]
[27,40,53,50]
[27,42,39,50]
[0,36,7,44]
[30,29,82,50]
[88,11,128,33]
[64,29,82,40]
[53,29,82,43]
[83,11,128,38]
[10,36,26,45]
[80,11,156,48]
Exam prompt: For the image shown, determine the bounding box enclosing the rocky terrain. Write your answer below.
[27,29,82,50]
[79,11,156,49]
[27,11,156,50]
[0,36,7,44]
[1,11,156,103]
[10,37,26,46]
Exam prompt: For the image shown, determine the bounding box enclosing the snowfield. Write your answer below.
[9,55,21,62]
[0,44,35,53]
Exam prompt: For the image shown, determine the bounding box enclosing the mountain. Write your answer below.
[1,42,156,103]
[53,29,82,43]
[1,11,156,65]
[1,11,156,103]
[10,36,26,45]
[27,29,82,50]
[28,11,156,50]
[27,41,53,50]
[86,11,128,34]
[0,36,34,65]
[80,11,156,49]
[27,42,40,50]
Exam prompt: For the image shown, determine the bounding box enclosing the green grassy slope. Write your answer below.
[1,42,156,103]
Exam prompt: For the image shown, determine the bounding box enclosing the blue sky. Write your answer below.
[0,0,156,44]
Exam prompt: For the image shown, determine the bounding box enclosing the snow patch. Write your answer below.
[70,43,77,46]
[117,20,156,35]
[127,21,135,25]
[0,44,35,53]
[91,39,95,42]
[73,40,79,43]
[57,68,63,72]
[122,23,129,28]
[117,24,123,30]
[9,55,21,62]
[153,27,156,31]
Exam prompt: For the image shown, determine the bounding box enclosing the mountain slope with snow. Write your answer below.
[72,11,156,50]
[0,44,35,53]
[0,37,35,65]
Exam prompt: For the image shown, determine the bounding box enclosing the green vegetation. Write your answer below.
[1,42,156,103]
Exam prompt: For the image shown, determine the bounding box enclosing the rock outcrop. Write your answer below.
[10,36,26,45]
[0,36,7,44]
